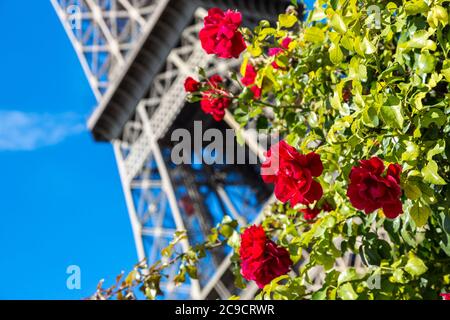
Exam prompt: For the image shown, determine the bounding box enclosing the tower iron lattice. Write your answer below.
[52,0,364,299]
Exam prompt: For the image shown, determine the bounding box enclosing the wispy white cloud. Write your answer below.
[0,111,86,151]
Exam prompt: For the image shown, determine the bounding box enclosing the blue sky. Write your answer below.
[0,1,136,299]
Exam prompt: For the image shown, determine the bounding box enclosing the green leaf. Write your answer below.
[416,51,436,75]
[427,140,445,160]
[422,109,446,128]
[311,287,328,300]
[391,269,407,284]
[422,160,446,185]
[380,99,403,129]
[349,57,367,81]
[353,36,365,56]
[329,43,344,65]
[441,60,450,81]
[337,283,359,300]
[340,35,354,51]
[338,268,361,285]
[310,7,327,22]
[279,14,297,28]
[219,224,234,238]
[362,37,377,55]
[409,30,429,47]
[330,13,347,34]
[409,202,431,227]
[186,265,198,279]
[427,5,449,28]
[441,212,450,234]
[362,106,379,127]
[304,27,325,44]
[402,141,420,161]
[257,28,276,41]
[404,182,422,200]
[404,0,429,15]
[405,255,428,277]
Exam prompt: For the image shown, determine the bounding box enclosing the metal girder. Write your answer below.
[53,0,293,141]
[51,0,165,99]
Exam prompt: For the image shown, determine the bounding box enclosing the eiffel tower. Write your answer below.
[52,0,293,299]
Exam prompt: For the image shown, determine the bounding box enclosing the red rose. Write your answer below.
[198,75,230,121]
[239,225,292,289]
[184,77,200,93]
[268,47,283,57]
[347,157,403,219]
[261,140,323,206]
[200,91,230,121]
[208,74,223,87]
[440,293,450,300]
[199,8,246,59]
[250,86,262,99]
[241,64,261,99]
[281,37,292,49]
[241,64,257,86]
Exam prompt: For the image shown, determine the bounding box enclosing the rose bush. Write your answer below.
[94,0,450,300]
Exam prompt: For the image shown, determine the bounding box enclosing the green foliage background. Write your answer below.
[234,0,450,299]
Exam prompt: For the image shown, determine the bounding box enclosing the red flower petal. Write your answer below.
[360,156,385,176]
[281,37,292,49]
[387,163,402,184]
[382,200,403,219]
[184,77,200,92]
[302,180,323,205]
[304,152,323,177]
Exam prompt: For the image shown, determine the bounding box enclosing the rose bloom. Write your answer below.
[261,140,323,206]
[241,64,261,98]
[440,293,450,300]
[200,91,230,121]
[239,225,292,288]
[199,8,246,59]
[281,37,292,49]
[347,156,403,219]
[199,75,230,121]
[184,77,200,93]
[208,74,223,87]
